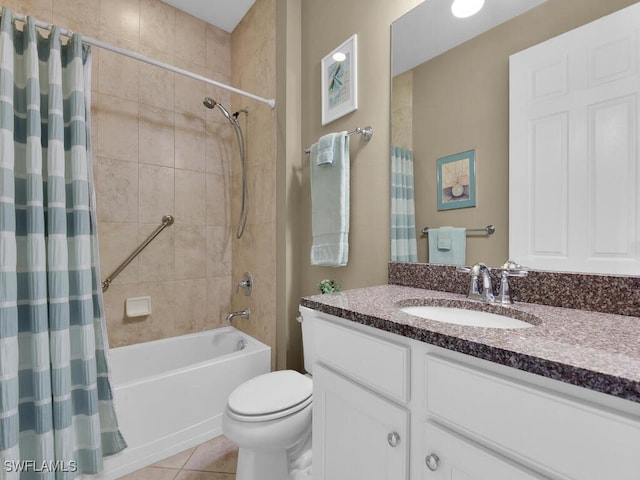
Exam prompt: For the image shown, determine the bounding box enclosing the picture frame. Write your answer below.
[321,34,358,125]
[437,150,476,210]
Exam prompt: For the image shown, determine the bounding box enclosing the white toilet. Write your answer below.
[222,315,314,480]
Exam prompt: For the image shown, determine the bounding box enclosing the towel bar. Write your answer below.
[421,225,495,237]
[304,126,373,154]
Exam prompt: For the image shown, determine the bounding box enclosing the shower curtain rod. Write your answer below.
[11,11,276,109]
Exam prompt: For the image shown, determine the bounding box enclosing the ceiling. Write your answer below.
[392,0,549,77]
[160,0,256,32]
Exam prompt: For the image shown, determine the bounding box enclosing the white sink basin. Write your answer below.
[400,305,534,329]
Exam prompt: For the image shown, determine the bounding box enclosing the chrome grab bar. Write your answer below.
[102,215,175,292]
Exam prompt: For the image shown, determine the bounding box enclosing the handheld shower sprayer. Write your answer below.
[203,97,249,239]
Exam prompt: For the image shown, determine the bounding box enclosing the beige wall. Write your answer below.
[299,0,423,300]
[6,0,238,347]
[409,0,638,266]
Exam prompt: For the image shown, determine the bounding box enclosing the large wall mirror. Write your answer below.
[391,0,639,273]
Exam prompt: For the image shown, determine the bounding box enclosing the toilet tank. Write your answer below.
[299,306,317,375]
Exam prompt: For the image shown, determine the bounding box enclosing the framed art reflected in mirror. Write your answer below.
[437,150,476,210]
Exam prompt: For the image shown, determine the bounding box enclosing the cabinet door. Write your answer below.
[423,422,543,480]
[313,363,409,480]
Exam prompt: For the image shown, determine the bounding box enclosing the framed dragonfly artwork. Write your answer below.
[321,34,358,125]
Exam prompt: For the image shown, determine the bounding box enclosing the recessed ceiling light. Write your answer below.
[451,0,485,18]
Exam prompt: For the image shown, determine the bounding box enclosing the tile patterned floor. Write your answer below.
[119,435,238,480]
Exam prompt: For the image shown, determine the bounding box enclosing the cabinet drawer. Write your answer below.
[313,318,409,403]
[425,354,640,480]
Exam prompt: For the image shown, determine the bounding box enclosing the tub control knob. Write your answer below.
[387,432,401,447]
[425,453,440,471]
[235,272,253,296]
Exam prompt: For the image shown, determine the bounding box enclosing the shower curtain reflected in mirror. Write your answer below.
[391,145,418,262]
[0,9,126,478]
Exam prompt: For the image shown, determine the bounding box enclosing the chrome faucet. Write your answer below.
[225,308,250,323]
[459,261,528,304]
[458,263,494,303]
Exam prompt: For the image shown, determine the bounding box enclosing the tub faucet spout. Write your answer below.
[226,308,250,323]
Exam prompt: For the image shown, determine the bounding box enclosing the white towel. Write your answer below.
[310,132,350,266]
[428,227,466,265]
[316,132,342,166]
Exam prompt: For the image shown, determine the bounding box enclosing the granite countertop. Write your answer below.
[300,284,640,403]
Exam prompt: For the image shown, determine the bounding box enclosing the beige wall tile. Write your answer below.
[5,0,52,21]
[140,0,175,56]
[105,281,176,347]
[230,0,277,365]
[174,66,207,119]
[207,275,231,327]
[98,221,139,286]
[206,24,231,78]
[95,94,139,163]
[174,279,206,334]
[206,173,229,226]
[174,225,206,279]
[204,72,232,109]
[139,104,175,167]
[99,48,139,101]
[94,157,138,223]
[90,48,100,95]
[137,222,175,283]
[175,169,206,226]
[99,0,141,44]
[205,117,233,175]
[139,163,175,224]
[139,62,175,110]
[206,226,232,277]
[11,0,249,349]
[248,163,275,225]
[174,10,206,69]
[53,0,99,33]
[175,112,206,172]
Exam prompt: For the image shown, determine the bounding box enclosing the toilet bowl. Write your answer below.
[223,310,316,480]
[222,370,313,480]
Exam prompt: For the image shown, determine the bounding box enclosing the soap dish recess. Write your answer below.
[126,296,152,317]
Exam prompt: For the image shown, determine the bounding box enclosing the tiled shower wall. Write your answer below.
[229,0,278,366]
[6,0,238,346]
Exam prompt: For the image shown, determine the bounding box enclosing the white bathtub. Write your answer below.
[86,327,270,480]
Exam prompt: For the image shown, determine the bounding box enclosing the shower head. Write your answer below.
[203,97,235,124]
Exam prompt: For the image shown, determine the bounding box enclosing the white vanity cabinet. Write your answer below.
[302,307,640,480]
[313,364,409,480]
[308,310,410,480]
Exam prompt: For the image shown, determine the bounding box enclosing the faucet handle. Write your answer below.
[235,272,253,295]
[496,261,527,304]
[500,260,528,277]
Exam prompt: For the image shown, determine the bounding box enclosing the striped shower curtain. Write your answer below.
[0,9,126,479]
[391,145,418,262]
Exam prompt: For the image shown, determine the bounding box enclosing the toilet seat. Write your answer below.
[227,370,312,422]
